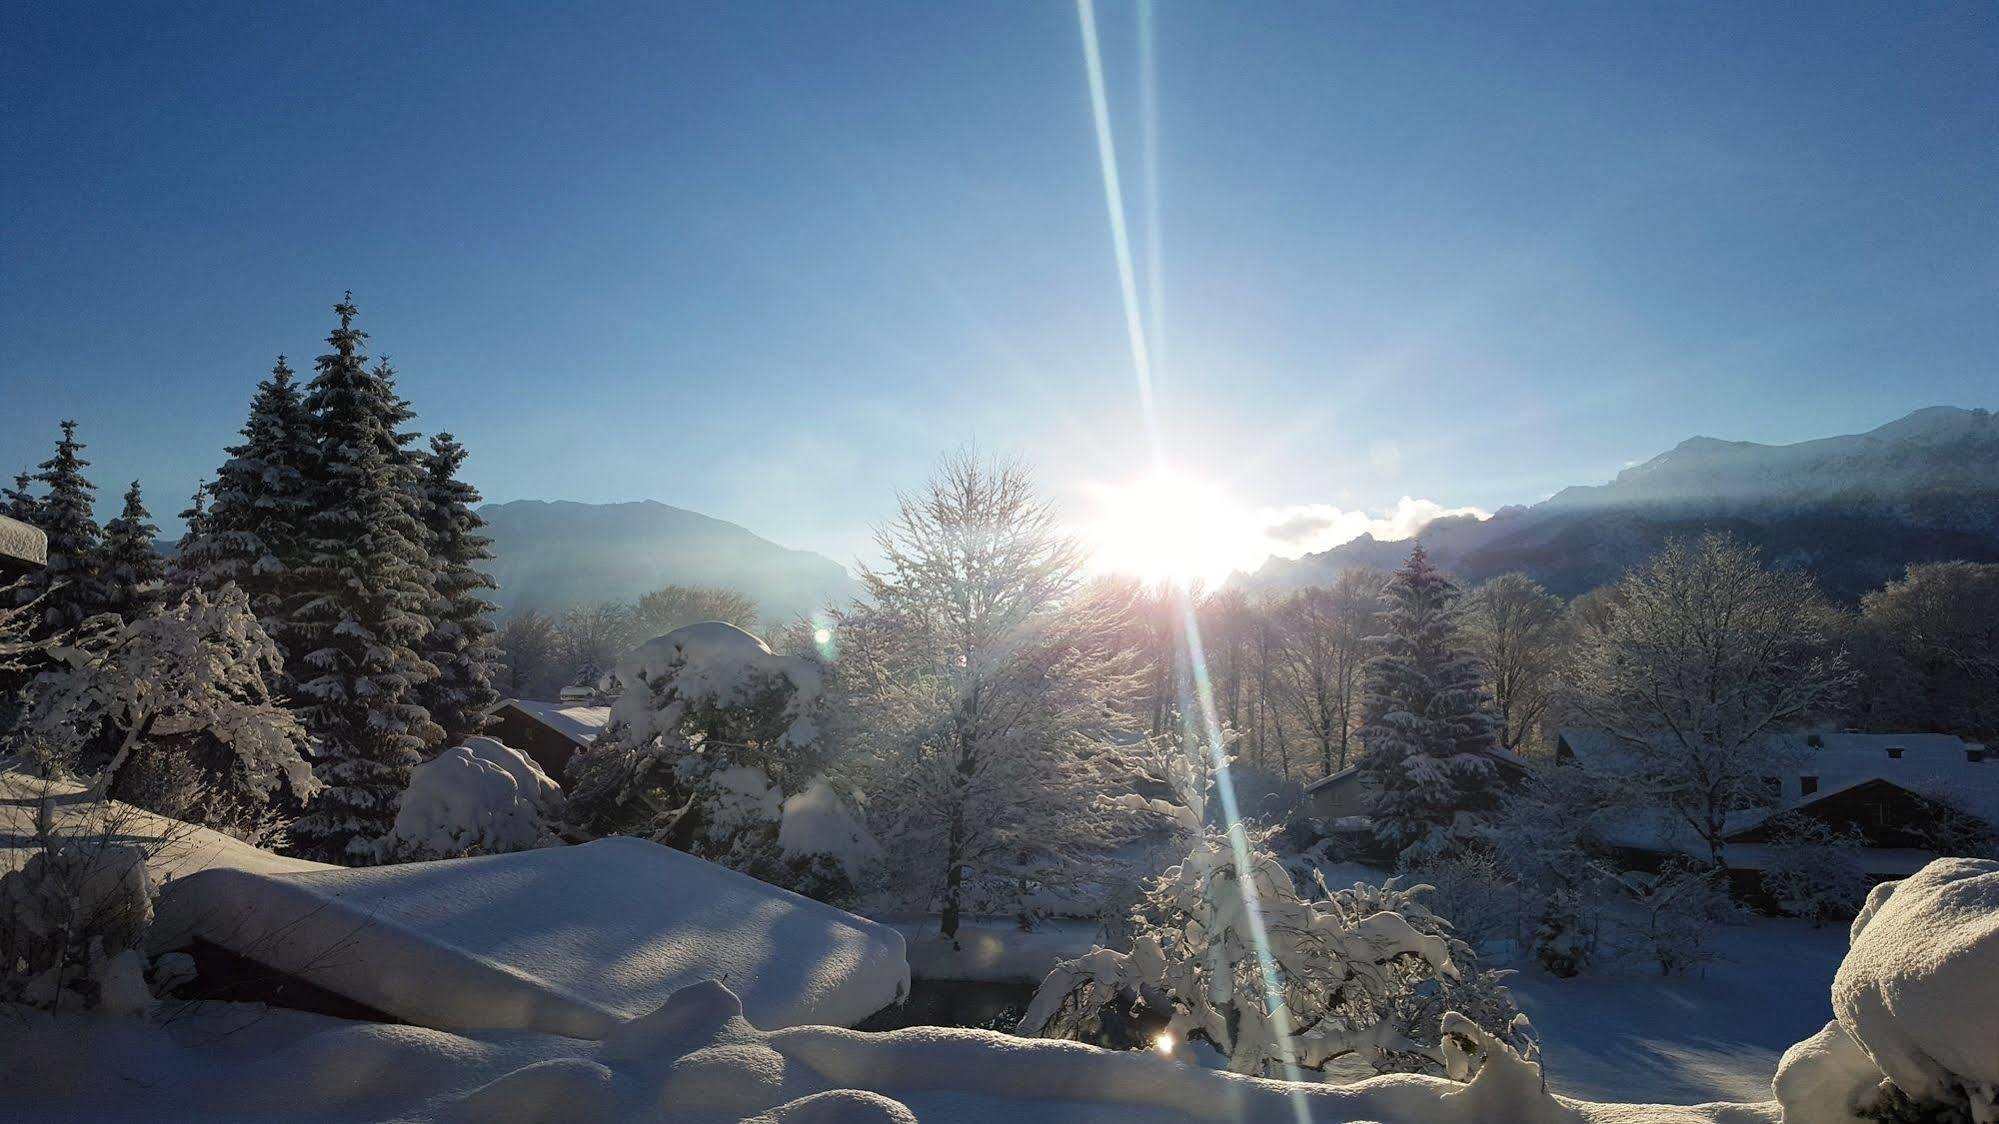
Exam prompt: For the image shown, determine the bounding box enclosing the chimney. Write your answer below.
[1970,744,1988,764]
[1886,745,1905,760]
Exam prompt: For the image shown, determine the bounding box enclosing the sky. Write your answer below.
[4,2,1994,580]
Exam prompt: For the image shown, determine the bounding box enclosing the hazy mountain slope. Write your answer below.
[1246,406,1999,601]
[478,499,859,623]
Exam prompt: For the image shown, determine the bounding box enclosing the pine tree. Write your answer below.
[17,421,109,631]
[286,294,441,862]
[178,356,315,635]
[413,433,500,743]
[3,471,39,525]
[99,481,164,624]
[166,482,209,594]
[1356,544,1504,853]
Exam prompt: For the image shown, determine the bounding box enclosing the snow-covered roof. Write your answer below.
[0,513,46,571]
[492,697,611,746]
[152,836,908,1036]
[1302,765,1362,794]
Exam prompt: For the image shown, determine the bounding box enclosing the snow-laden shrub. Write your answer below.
[1760,813,1872,925]
[377,736,564,860]
[1395,847,1517,955]
[565,622,873,901]
[1019,825,1532,1081]
[1620,859,1744,977]
[25,584,318,840]
[1490,774,1624,976]
[0,802,157,1012]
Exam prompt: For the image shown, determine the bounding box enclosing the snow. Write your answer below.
[151,835,909,1035]
[0,769,331,881]
[1830,856,1999,1113]
[0,979,1790,1123]
[378,736,562,858]
[895,917,1105,983]
[780,778,882,883]
[612,620,825,749]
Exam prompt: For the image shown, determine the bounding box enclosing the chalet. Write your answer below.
[1555,728,1998,885]
[484,697,611,778]
[0,513,47,581]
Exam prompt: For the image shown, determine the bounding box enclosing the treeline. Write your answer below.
[1123,556,1998,786]
[3,294,504,861]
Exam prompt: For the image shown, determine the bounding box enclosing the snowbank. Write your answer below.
[1828,857,1999,1115]
[150,836,908,1036]
[0,770,330,882]
[379,736,562,858]
[0,980,1785,1123]
[779,778,881,883]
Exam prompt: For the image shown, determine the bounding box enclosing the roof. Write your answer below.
[491,697,611,746]
[152,836,910,1036]
[1303,764,1362,794]
[0,514,46,572]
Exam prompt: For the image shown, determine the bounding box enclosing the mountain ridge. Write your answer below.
[1243,406,1999,600]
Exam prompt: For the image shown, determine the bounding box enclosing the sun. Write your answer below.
[1080,470,1251,588]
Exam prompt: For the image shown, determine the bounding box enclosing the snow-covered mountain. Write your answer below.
[1245,406,1999,600]
[478,499,859,623]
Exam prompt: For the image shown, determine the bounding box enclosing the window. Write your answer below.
[1800,775,1818,796]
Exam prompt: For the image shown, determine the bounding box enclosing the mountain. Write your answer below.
[1245,406,1999,601]
[477,500,860,623]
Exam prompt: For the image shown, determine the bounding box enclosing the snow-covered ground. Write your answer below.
[0,979,1780,1123]
[1511,918,1848,1105]
[0,770,331,880]
[153,836,909,1035]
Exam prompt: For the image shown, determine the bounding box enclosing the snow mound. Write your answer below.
[0,770,331,881]
[0,978,1776,1122]
[1772,1021,1880,1124]
[779,778,881,883]
[380,736,562,858]
[1829,856,1999,1116]
[613,621,824,747]
[151,836,909,1036]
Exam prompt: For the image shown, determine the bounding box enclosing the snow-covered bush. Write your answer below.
[1395,847,1517,955]
[565,622,872,901]
[24,585,319,841]
[0,795,160,1013]
[1620,859,1744,977]
[377,736,564,860]
[1492,772,1622,976]
[1019,824,1531,1081]
[1760,813,1872,925]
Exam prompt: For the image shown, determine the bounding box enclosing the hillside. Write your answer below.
[1246,406,1999,600]
[478,499,860,623]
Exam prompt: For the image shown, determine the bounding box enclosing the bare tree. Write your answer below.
[1272,569,1387,776]
[497,609,562,699]
[1570,534,1855,867]
[1854,561,1999,738]
[1463,573,1568,754]
[831,451,1143,942]
[629,584,761,641]
[557,602,637,687]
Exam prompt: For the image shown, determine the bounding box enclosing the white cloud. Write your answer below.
[1249,496,1488,560]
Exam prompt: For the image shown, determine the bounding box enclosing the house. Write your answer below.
[0,513,47,581]
[1303,746,1531,825]
[484,697,612,778]
[1556,727,1997,886]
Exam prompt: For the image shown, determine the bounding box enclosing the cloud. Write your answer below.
[1249,496,1488,560]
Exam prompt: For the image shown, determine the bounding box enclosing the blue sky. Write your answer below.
[4,2,1994,571]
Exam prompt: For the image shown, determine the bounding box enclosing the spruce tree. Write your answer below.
[1356,544,1504,852]
[287,294,441,862]
[18,421,108,631]
[179,356,315,636]
[413,432,501,742]
[100,480,164,624]
[2,471,39,525]
[166,482,209,595]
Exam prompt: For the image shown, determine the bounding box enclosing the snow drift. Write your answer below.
[378,736,563,859]
[151,836,908,1036]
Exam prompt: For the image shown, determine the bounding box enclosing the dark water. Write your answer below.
[855,978,1035,1032]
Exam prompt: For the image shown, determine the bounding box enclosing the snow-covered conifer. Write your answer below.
[177,356,314,636]
[99,481,164,625]
[1356,545,1505,852]
[412,433,500,742]
[2,470,39,524]
[15,421,109,632]
[286,294,440,862]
